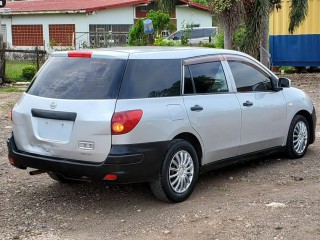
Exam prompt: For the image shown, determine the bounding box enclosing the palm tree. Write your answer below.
[208,0,308,65]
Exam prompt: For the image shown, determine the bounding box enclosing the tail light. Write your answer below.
[10,109,12,122]
[68,51,92,58]
[111,110,143,135]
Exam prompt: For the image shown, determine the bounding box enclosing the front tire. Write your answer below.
[150,139,199,203]
[285,115,310,159]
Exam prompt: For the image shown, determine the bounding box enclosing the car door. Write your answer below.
[182,56,241,164]
[224,55,287,155]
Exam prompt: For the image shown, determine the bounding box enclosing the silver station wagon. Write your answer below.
[7,47,316,203]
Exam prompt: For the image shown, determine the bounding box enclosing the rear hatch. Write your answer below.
[12,51,128,163]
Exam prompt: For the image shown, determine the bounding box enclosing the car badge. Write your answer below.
[50,101,57,109]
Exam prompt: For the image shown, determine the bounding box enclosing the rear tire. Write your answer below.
[47,172,81,184]
[149,139,199,203]
[285,115,310,159]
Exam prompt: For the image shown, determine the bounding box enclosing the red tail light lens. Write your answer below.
[111,110,143,135]
[10,109,12,122]
[104,174,118,181]
[68,51,92,58]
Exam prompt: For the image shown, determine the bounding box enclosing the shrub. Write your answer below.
[22,65,36,81]
[199,42,216,48]
[154,36,179,46]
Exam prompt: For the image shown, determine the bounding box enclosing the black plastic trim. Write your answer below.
[200,146,285,174]
[7,135,170,184]
[31,109,77,121]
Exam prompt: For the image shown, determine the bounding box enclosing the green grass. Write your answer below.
[5,60,34,82]
[0,86,24,93]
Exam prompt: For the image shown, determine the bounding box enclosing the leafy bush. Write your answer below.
[129,10,172,46]
[154,36,177,46]
[214,26,247,50]
[199,42,216,48]
[214,33,224,49]
[22,65,36,81]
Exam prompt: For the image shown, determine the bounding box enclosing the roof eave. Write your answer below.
[2,10,87,15]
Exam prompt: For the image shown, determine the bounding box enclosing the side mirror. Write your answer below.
[279,77,291,88]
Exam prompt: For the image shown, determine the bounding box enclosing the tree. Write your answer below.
[243,0,308,65]
[208,0,308,65]
[129,10,172,46]
[208,0,245,49]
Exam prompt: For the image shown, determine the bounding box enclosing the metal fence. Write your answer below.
[74,32,129,49]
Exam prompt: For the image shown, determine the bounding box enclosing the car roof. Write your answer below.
[52,47,247,60]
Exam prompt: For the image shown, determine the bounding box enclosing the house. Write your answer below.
[0,0,212,50]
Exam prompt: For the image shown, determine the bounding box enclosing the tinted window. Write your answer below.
[119,59,181,99]
[204,28,214,37]
[190,29,203,39]
[168,31,181,40]
[228,61,273,92]
[188,62,228,94]
[27,57,126,99]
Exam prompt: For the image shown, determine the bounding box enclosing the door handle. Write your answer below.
[190,105,203,112]
[243,101,253,107]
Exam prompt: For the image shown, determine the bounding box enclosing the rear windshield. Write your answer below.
[27,57,127,99]
[119,59,181,99]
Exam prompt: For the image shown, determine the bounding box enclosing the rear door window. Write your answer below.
[27,57,127,99]
[119,59,182,99]
[185,61,228,94]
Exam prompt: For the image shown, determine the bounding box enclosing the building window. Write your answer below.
[89,25,132,47]
[12,25,43,46]
[49,24,75,46]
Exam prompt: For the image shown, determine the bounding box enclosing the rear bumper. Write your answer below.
[7,135,170,184]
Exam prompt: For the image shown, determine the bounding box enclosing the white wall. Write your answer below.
[176,7,212,30]
[0,6,135,49]
[0,6,212,49]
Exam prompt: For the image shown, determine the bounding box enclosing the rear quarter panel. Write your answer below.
[112,97,203,145]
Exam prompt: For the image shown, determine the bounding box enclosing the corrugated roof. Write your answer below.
[4,0,210,14]
[5,0,149,13]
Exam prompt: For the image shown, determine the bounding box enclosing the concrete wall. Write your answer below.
[0,5,212,49]
[1,6,135,50]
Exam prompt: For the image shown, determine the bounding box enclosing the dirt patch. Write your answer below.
[1,74,320,240]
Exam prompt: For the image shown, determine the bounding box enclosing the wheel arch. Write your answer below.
[173,132,203,167]
[294,110,315,144]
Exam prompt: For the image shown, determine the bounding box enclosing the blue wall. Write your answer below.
[270,34,320,66]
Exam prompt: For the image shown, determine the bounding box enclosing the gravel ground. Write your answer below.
[1,73,320,240]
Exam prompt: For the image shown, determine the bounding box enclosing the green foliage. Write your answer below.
[192,0,208,5]
[214,27,246,50]
[214,32,224,49]
[180,28,192,45]
[280,66,296,73]
[0,86,23,93]
[129,10,172,46]
[289,0,308,33]
[129,19,147,46]
[22,65,37,81]
[198,41,216,48]
[6,61,35,82]
[156,0,179,13]
[146,10,171,33]
[154,36,178,46]
[209,0,237,14]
